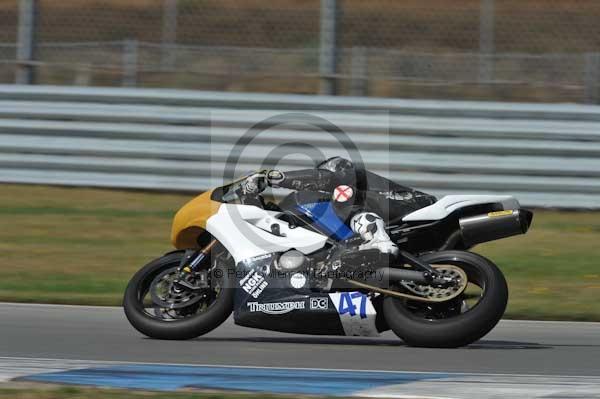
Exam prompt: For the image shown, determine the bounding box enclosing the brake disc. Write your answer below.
[150,268,204,310]
[401,264,468,302]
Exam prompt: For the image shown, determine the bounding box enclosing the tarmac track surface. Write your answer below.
[0,302,599,376]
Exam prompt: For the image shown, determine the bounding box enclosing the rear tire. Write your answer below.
[383,250,508,348]
[123,251,234,340]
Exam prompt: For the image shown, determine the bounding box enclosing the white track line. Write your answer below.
[1,356,599,399]
[1,356,600,379]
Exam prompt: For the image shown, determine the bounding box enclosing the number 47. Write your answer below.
[338,292,367,319]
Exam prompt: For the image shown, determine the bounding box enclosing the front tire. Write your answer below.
[123,251,234,340]
[383,250,508,348]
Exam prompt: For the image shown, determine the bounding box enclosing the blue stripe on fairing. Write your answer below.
[296,201,355,240]
[22,365,450,395]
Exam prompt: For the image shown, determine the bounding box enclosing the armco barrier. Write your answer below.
[0,85,598,208]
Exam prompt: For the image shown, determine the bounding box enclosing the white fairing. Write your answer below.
[402,195,520,222]
[206,204,328,264]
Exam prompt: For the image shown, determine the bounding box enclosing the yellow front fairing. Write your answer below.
[170,190,222,249]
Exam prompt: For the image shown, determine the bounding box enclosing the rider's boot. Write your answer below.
[350,212,398,256]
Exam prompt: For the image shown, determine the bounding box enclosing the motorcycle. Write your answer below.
[123,169,533,348]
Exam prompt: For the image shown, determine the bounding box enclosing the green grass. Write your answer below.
[0,184,185,306]
[476,211,600,321]
[0,183,599,320]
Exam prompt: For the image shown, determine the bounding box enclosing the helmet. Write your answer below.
[317,156,354,174]
[317,157,355,185]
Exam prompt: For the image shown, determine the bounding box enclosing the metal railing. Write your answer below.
[0,85,598,209]
[2,1,600,103]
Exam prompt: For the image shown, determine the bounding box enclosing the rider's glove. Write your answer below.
[266,170,285,187]
[242,172,267,195]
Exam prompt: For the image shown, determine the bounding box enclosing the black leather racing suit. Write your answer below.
[244,157,436,254]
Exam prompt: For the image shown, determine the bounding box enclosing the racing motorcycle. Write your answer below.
[123,169,533,348]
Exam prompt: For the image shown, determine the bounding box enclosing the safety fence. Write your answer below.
[0,85,598,209]
[2,1,600,102]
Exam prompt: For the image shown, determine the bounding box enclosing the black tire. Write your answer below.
[123,251,234,340]
[383,250,508,348]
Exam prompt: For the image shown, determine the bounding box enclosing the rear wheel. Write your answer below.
[123,249,234,340]
[383,250,508,348]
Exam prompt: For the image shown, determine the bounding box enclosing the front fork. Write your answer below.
[174,239,218,291]
[179,239,218,272]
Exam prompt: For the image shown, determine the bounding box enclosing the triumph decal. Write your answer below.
[240,270,268,299]
[329,292,379,337]
[247,301,305,314]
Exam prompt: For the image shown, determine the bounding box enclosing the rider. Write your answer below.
[242,157,437,256]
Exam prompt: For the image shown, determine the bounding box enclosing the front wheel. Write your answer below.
[383,250,508,348]
[123,249,234,340]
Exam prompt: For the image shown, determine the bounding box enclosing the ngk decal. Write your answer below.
[240,270,268,298]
